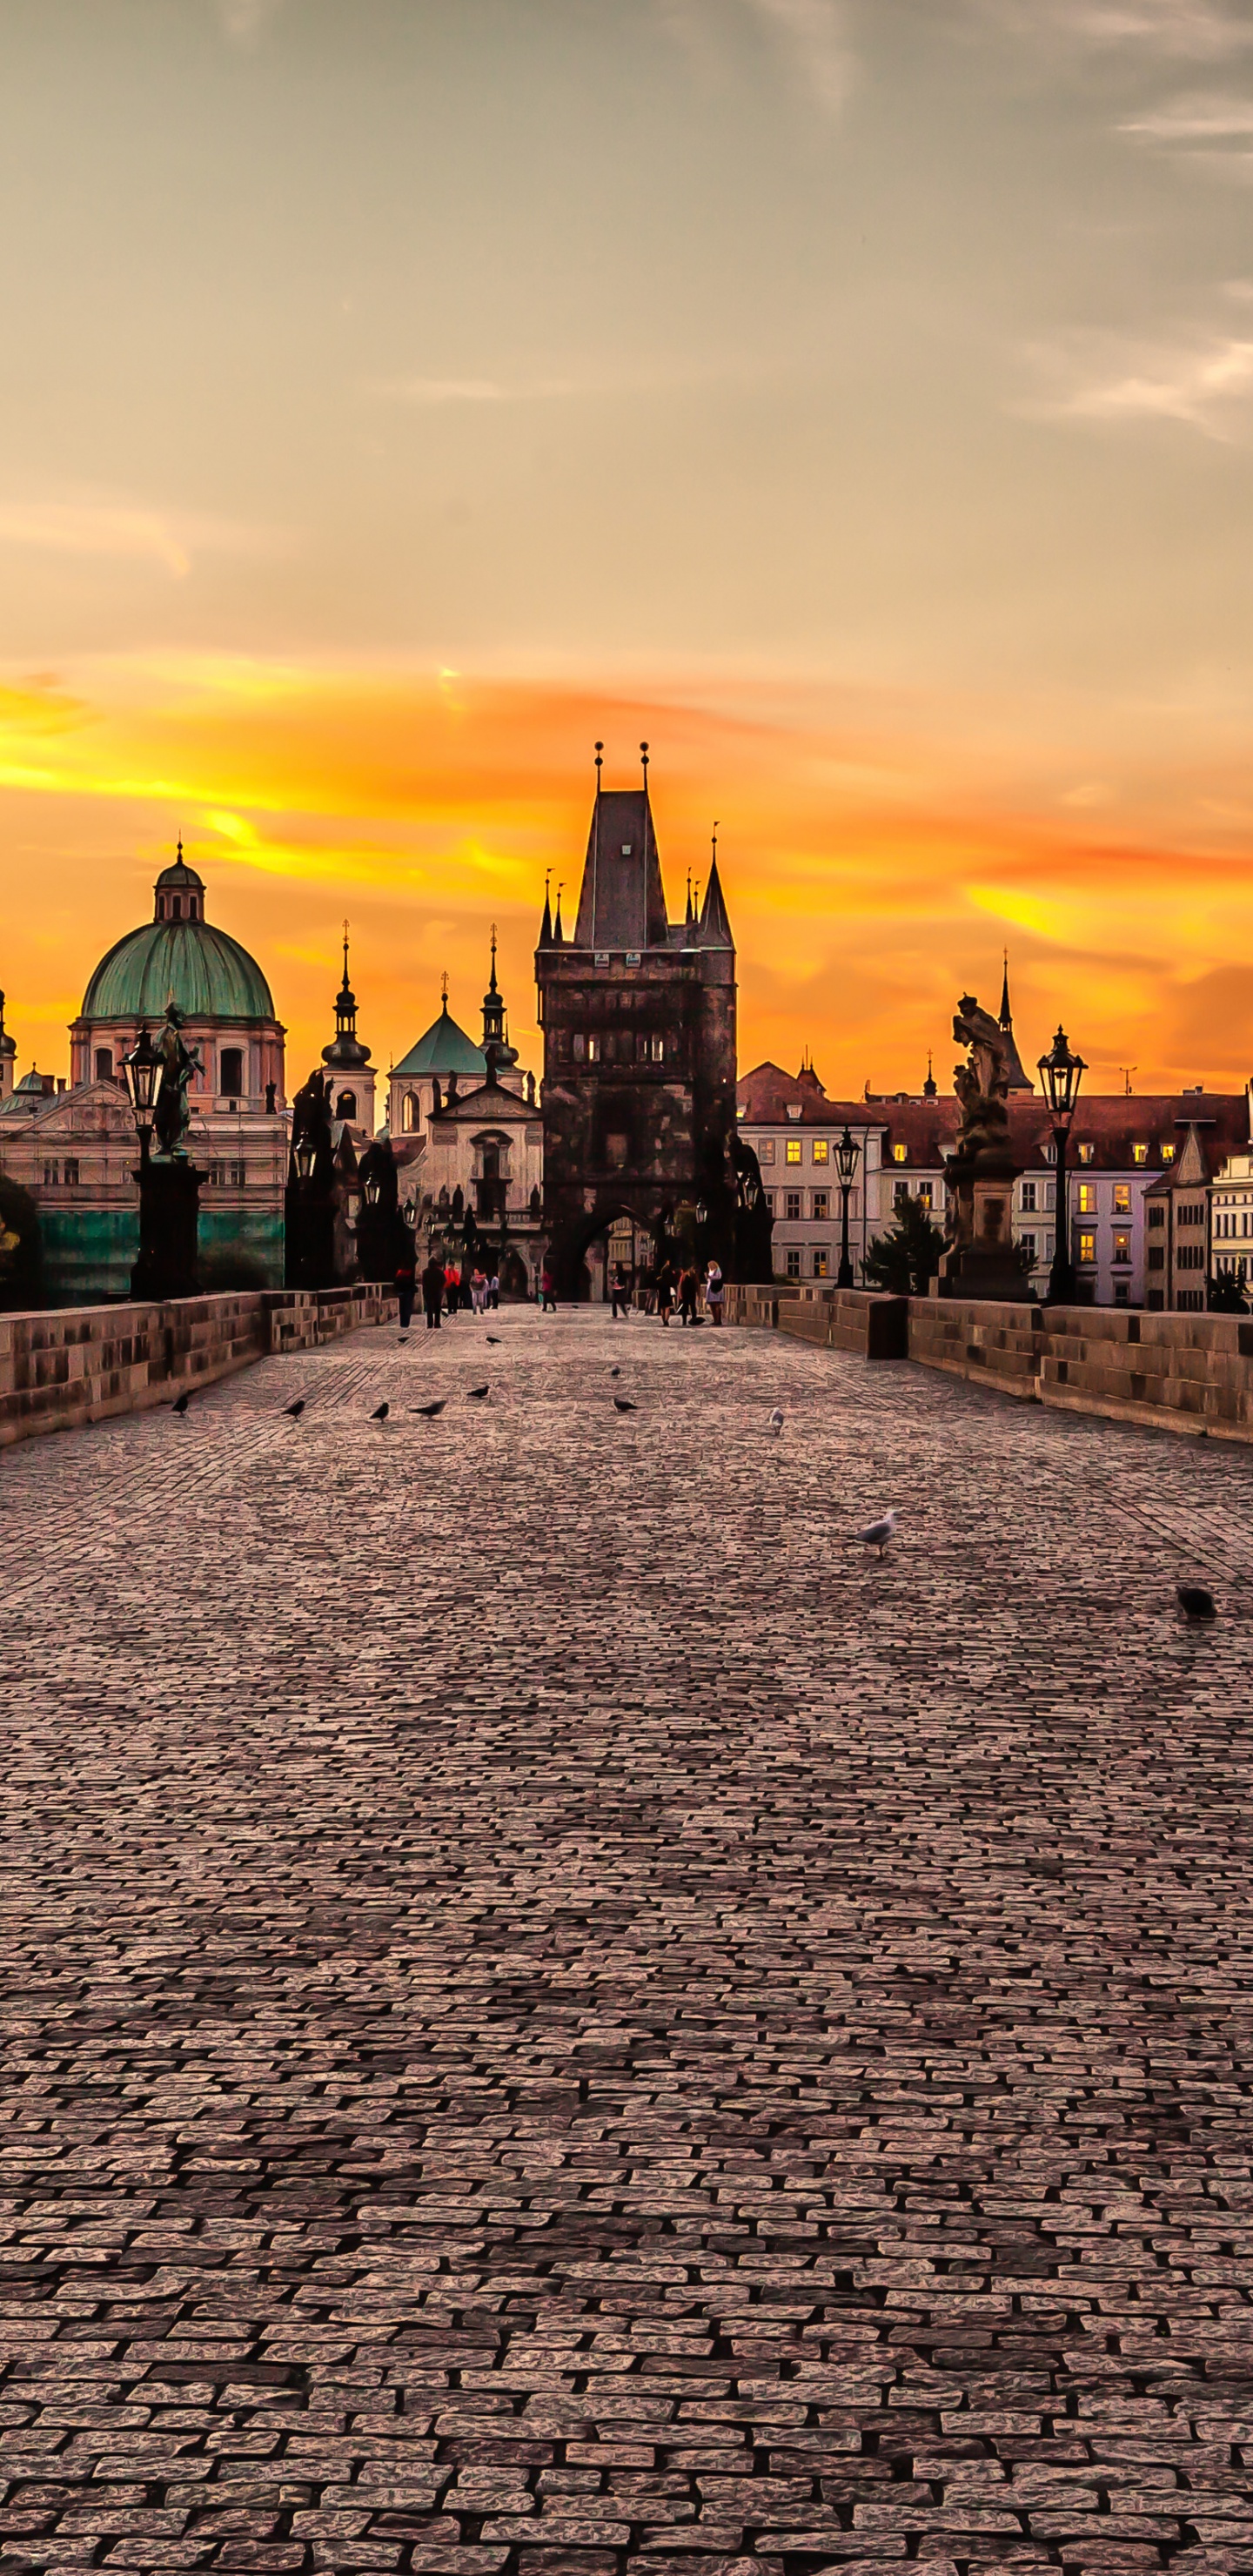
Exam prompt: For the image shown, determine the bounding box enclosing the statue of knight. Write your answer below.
[152,1003,202,1159]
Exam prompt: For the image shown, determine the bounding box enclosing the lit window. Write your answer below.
[1113,1184,1131,1215]
[651,1036,665,1063]
[812,1190,828,1220]
[1077,1183,1097,1214]
[917,1183,933,1209]
[785,1247,801,1278]
[786,1138,802,1164]
[1133,1143,1148,1165]
[1162,1142,1175,1163]
[1077,1142,1094,1164]
[1078,1231,1096,1265]
[1021,1181,1037,1211]
[812,1138,829,1164]
[586,1036,600,1063]
[785,1191,802,1220]
[892,1143,907,1164]
[1113,1230,1131,1264]
[812,1247,828,1278]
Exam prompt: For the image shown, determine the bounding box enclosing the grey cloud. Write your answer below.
[969,0,1252,57]
[1020,317,1253,437]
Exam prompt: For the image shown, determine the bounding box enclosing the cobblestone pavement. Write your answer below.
[1,1306,1252,2576]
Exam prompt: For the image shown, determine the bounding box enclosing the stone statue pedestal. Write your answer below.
[935,1146,1034,1302]
[131,1155,202,1303]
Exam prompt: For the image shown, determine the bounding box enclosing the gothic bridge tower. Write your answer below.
[535,745,737,1295]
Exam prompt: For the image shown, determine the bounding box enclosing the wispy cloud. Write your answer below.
[379,376,580,407]
[742,0,852,116]
[1122,89,1253,134]
[0,499,287,576]
[972,0,1252,59]
[216,0,286,46]
[1022,314,1253,437]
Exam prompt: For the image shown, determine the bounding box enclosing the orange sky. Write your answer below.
[3,1,1253,1104]
[4,653,1253,1102]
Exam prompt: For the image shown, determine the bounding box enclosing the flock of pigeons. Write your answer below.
[165,1343,1219,1616]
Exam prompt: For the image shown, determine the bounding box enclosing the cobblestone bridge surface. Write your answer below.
[0,1307,1251,2576]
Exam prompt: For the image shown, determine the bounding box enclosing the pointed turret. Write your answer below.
[322,925,372,1074]
[572,742,669,949]
[995,952,1034,1091]
[553,885,565,943]
[538,873,553,949]
[694,850,734,950]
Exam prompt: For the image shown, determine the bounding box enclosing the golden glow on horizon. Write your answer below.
[3,655,1253,1101]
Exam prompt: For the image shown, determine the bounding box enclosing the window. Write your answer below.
[1021,1231,1036,1263]
[917,1184,933,1210]
[1077,1142,1094,1164]
[1114,1282,1129,1305]
[1077,1183,1097,1214]
[586,1036,600,1063]
[895,1181,910,1210]
[812,1248,828,1278]
[785,1247,801,1278]
[220,1047,244,1097]
[1148,1204,1164,1229]
[1178,1288,1205,1311]
[763,1191,774,1215]
[402,1093,418,1131]
[336,1090,357,1120]
[94,1048,113,1082]
[1044,1140,1056,1164]
[652,1035,665,1063]
[1113,1184,1131,1215]
[573,1034,586,1062]
[1133,1143,1149,1166]
[228,1160,245,1187]
[1179,1201,1205,1227]
[1148,1246,1165,1271]
[1113,1230,1131,1264]
[604,1130,628,1169]
[812,1138,829,1164]
[43,1160,57,1186]
[171,896,181,920]
[1078,1231,1096,1265]
[1177,1244,1205,1270]
[786,1138,802,1164]
[1162,1142,1175,1163]
[812,1190,828,1220]
[758,1138,774,1164]
[892,1143,907,1164]
[1021,1182,1037,1212]
[785,1191,802,1220]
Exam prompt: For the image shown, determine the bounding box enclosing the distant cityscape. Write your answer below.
[2,756,1251,1314]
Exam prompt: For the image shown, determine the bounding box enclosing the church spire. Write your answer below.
[539,870,553,949]
[993,952,1035,1091]
[999,947,1012,1030]
[694,826,734,951]
[553,882,565,943]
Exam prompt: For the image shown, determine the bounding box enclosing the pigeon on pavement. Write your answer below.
[171,1391,191,1416]
[411,1399,447,1418]
[768,1407,785,1437]
[613,1396,637,1413]
[282,1399,305,1419]
[854,1509,897,1559]
[610,1366,621,1378]
[371,1401,390,1424]
[486,1336,501,1345]
[466,1385,490,1400]
[1177,1583,1216,1621]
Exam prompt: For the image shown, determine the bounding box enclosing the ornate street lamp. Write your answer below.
[122,1026,164,1169]
[293,1128,318,1185]
[362,1166,382,1208]
[834,1124,861,1287]
[1037,1024,1087,1305]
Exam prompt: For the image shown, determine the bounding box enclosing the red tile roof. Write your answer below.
[737,1064,1248,1172]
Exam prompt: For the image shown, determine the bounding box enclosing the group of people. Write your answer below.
[395,1256,501,1331]
[600,1258,724,1325]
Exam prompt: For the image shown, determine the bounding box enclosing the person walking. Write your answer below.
[539,1262,557,1314]
[656,1263,674,1327]
[679,1264,699,1327]
[395,1251,416,1332]
[488,1271,499,1311]
[610,1264,629,1321]
[421,1252,444,1331]
[705,1259,725,1326]
[471,1265,487,1316]
[444,1261,460,1317]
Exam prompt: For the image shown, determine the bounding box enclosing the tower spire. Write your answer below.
[539,869,553,948]
[999,947,1012,1029]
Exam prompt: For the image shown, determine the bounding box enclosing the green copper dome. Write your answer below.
[81,862,275,1024]
[392,996,486,1082]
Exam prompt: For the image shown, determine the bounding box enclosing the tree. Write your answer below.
[861,1195,947,1296]
[1209,1265,1247,1314]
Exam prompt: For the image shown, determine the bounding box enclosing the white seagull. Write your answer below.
[854,1509,897,1559]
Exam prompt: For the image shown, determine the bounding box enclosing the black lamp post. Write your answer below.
[293,1128,317,1185]
[122,1025,164,1169]
[1038,1025,1087,1305]
[834,1124,861,1287]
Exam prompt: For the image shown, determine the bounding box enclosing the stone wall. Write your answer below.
[727,1284,1253,1441]
[0,1285,399,1451]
